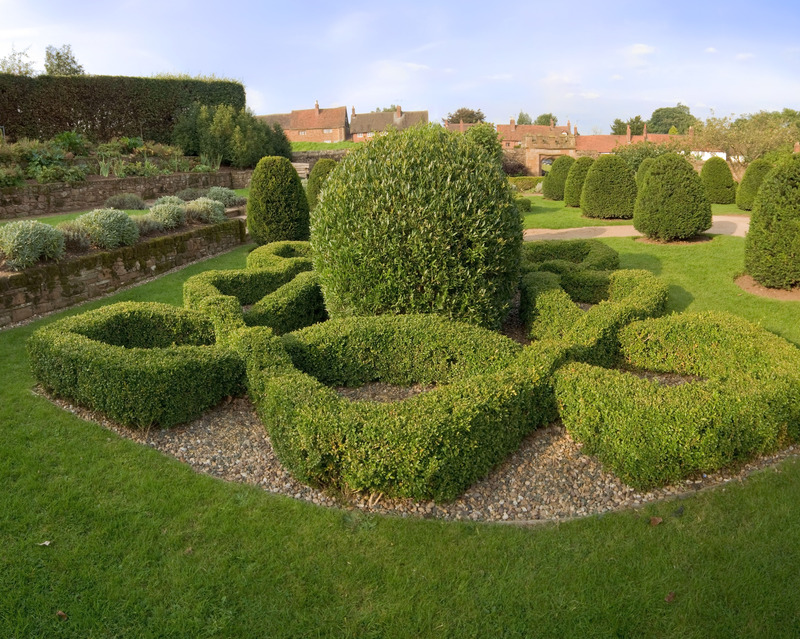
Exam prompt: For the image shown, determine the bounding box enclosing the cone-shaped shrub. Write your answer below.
[745,154,800,289]
[636,157,655,188]
[542,156,575,200]
[311,124,522,329]
[306,158,337,210]
[563,157,594,208]
[247,156,309,245]
[633,153,711,241]
[736,158,773,211]
[580,154,637,219]
[700,156,736,204]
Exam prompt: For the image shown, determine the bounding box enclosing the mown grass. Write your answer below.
[2,240,800,636]
[0,209,151,227]
[522,198,634,229]
[291,141,357,152]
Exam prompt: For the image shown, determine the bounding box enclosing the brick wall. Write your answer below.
[285,126,347,143]
[0,219,247,328]
[0,169,253,220]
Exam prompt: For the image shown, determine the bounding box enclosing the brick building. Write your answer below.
[350,105,428,141]
[258,101,349,143]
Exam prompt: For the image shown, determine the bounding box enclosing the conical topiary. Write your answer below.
[580,154,637,219]
[736,158,772,211]
[306,158,337,210]
[636,157,656,188]
[633,153,711,241]
[563,157,594,208]
[247,156,309,245]
[542,156,575,200]
[700,156,736,204]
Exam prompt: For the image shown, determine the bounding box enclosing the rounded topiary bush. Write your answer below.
[0,220,65,270]
[580,154,637,219]
[701,156,736,204]
[185,197,225,224]
[736,158,773,211]
[104,193,148,210]
[74,209,139,249]
[247,156,310,245]
[310,124,522,329]
[563,156,594,207]
[745,154,800,289]
[306,158,337,210]
[542,156,575,200]
[149,202,186,229]
[636,157,655,188]
[633,153,711,241]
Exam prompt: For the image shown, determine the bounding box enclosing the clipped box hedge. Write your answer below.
[242,314,562,502]
[555,311,800,489]
[27,302,245,427]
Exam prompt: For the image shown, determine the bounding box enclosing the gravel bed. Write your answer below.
[43,390,799,524]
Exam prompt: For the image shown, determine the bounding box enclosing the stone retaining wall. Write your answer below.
[0,219,247,328]
[291,150,350,173]
[0,170,253,220]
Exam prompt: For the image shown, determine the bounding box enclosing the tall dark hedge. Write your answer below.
[736,158,773,211]
[247,157,310,246]
[542,156,575,200]
[580,154,637,219]
[633,153,711,241]
[745,155,800,289]
[306,158,338,210]
[636,157,655,188]
[0,74,245,143]
[700,157,737,204]
[563,157,594,207]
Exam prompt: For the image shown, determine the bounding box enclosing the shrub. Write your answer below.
[104,193,148,210]
[27,302,245,427]
[134,214,166,236]
[508,176,541,192]
[176,187,208,201]
[633,153,711,241]
[514,195,532,212]
[736,158,773,210]
[306,158,337,210]
[311,124,521,329]
[33,165,87,184]
[0,220,65,270]
[149,202,186,230]
[247,156,309,245]
[700,156,736,204]
[542,156,574,200]
[464,122,503,165]
[206,186,246,208]
[153,195,185,207]
[56,221,90,252]
[73,209,139,249]
[184,197,226,224]
[580,154,637,219]
[745,154,800,288]
[635,157,655,188]
[0,165,25,187]
[563,156,594,208]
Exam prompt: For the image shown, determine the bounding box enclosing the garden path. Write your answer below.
[524,215,750,241]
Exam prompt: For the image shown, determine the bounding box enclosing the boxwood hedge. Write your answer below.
[563,157,594,208]
[542,156,575,201]
[580,155,637,219]
[736,158,772,211]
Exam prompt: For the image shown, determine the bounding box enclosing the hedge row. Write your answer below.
[0,74,245,143]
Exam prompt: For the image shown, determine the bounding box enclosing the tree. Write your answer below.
[465,122,503,165]
[444,107,485,124]
[613,139,691,174]
[373,105,398,113]
[0,45,35,76]
[44,44,84,76]
[647,103,697,134]
[695,111,796,168]
[534,113,558,126]
[516,111,532,125]
[610,115,645,135]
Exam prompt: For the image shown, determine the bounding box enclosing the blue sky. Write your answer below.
[2,0,799,133]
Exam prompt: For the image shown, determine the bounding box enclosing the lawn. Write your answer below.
[0,209,152,227]
[2,238,800,637]
[291,141,357,152]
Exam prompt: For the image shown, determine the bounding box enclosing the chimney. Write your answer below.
[626,124,631,143]
[314,100,320,115]
[688,125,694,138]
[574,125,578,136]
[794,141,800,154]
[643,122,648,141]
[351,106,355,118]
[459,119,465,133]
[396,105,402,118]
[550,118,554,129]
[510,118,516,131]
[567,119,571,133]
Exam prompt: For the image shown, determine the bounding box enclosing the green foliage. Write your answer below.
[556,311,800,489]
[612,139,689,173]
[0,165,25,187]
[104,193,148,210]
[134,214,166,236]
[563,156,594,207]
[745,154,800,288]
[0,45,35,76]
[579,154,637,219]
[175,187,207,201]
[0,220,65,270]
[153,195,186,207]
[0,75,245,143]
[635,157,655,187]
[508,176,542,192]
[541,155,574,200]
[55,220,90,252]
[736,158,773,210]
[149,202,186,230]
[534,113,558,126]
[306,158,338,210]
[444,107,485,123]
[514,196,532,212]
[516,111,532,125]
[310,124,522,329]
[247,156,309,245]
[464,122,503,165]
[610,115,644,135]
[44,44,84,76]
[184,197,226,224]
[52,130,89,155]
[700,157,736,204]
[73,208,140,249]
[647,103,697,134]
[206,186,246,208]
[633,153,711,240]
[27,302,245,427]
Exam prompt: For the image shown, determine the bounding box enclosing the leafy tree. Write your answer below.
[695,111,797,167]
[0,45,35,76]
[373,105,398,113]
[516,111,532,125]
[611,116,645,135]
[534,113,558,126]
[668,125,679,135]
[44,44,84,76]
[647,103,697,134]
[612,139,691,174]
[444,107,485,124]
[465,122,503,165]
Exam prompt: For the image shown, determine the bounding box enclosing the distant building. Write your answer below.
[258,101,349,143]
[496,119,571,149]
[350,105,428,141]
[443,120,482,133]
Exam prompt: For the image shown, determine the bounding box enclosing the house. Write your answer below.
[443,120,482,133]
[350,105,428,141]
[258,101,349,143]
[496,119,571,149]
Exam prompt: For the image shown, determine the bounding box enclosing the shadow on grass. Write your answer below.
[667,284,694,312]
[618,249,663,276]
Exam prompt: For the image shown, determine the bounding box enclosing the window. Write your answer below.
[298,131,306,136]
[367,132,374,138]
[323,128,333,133]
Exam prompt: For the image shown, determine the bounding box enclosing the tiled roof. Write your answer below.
[257,113,292,129]
[496,124,570,143]
[575,134,688,153]
[257,104,348,131]
[351,109,428,134]
[444,121,483,132]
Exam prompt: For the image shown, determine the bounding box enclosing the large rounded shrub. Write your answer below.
[542,155,575,200]
[633,153,711,241]
[0,220,65,270]
[563,156,594,208]
[311,124,521,329]
[700,156,736,204]
[736,158,772,211]
[745,154,800,288]
[74,209,139,249]
[580,154,637,219]
[635,157,655,188]
[306,158,337,210]
[247,156,309,245]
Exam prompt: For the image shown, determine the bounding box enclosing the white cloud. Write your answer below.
[622,43,656,67]
[704,47,717,54]
[610,74,623,81]
[736,52,754,60]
